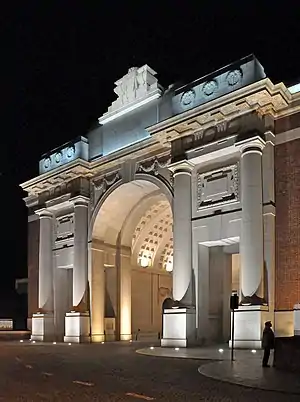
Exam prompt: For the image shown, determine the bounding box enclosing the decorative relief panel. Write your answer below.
[136,155,171,176]
[197,164,239,210]
[90,170,121,210]
[56,214,74,242]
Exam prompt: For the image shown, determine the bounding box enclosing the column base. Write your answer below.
[229,305,269,349]
[161,307,196,348]
[31,313,55,342]
[91,334,105,343]
[120,334,132,341]
[64,312,90,343]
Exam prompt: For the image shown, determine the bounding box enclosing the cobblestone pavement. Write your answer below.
[0,341,297,401]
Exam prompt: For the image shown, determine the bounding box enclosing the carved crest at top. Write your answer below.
[99,65,162,124]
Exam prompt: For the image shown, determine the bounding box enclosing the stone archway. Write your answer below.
[89,178,173,342]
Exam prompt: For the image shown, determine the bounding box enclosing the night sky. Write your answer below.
[1,2,299,312]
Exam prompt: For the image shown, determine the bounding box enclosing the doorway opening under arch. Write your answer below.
[90,179,173,342]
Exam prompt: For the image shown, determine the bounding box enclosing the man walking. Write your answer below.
[262,321,275,367]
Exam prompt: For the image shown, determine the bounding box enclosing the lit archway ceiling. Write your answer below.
[92,179,173,272]
[92,180,159,245]
[132,200,173,271]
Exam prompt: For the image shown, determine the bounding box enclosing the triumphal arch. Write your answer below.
[22,55,300,347]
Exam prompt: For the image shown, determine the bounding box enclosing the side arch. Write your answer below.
[88,173,173,242]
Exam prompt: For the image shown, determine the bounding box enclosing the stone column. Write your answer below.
[91,248,105,342]
[38,210,54,311]
[72,196,89,309]
[239,138,265,305]
[172,162,193,305]
[161,160,196,348]
[230,137,268,349]
[120,254,132,341]
[64,196,90,343]
[31,209,54,341]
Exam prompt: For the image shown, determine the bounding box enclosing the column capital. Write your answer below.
[70,195,90,208]
[236,135,266,155]
[168,160,194,175]
[35,208,53,218]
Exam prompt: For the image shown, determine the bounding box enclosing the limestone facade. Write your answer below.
[21,55,300,346]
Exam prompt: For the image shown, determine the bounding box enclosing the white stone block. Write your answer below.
[161,307,196,348]
[229,306,268,349]
[64,312,90,343]
[294,304,300,336]
[31,313,54,342]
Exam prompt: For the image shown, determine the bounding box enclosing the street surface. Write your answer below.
[0,341,296,401]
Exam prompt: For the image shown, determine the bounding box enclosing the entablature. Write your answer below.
[147,78,290,145]
[21,136,171,201]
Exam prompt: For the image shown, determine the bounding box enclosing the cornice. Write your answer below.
[21,78,295,199]
[147,78,290,143]
[20,139,170,197]
[20,159,91,196]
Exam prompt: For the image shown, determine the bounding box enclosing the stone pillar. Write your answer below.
[172,162,193,304]
[239,138,265,304]
[231,136,268,349]
[120,254,132,341]
[91,248,105,342]
[72,197,89,309]
[161,161,196,348]
[31,209,54,341]
[64,196,90,343]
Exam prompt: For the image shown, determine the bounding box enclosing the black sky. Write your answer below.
[1,2,299,296]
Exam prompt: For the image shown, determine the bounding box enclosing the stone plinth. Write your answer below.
[161,307,196,348]
[31,313,54,342]
[64,312,90,343]
[229,305,268,349]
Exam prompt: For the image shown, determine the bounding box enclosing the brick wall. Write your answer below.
[28,219,39,316]
[275,138,300,310]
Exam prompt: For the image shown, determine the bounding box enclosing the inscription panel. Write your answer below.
[197,165,239,210]
[56,214,74,241]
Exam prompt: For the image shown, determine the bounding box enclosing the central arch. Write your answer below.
[89,177,173,342]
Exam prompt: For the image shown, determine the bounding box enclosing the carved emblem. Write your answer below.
[203,80,218,96]
[99,65,161,120]
[55,152,62,163]
[44,157,51,169]
[66,145,75,158]
[226,69,243,86]
[180,89,196,108]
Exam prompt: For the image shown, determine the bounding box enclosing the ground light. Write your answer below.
[68,343,72,345]
[150,346,154,350]
[251,349,257,354]
[53,342,56,345]
[175,347,179,351]
[32,341,36,343]
[20,340,23,343]
[218,348,224,353]
[101,341,104,344]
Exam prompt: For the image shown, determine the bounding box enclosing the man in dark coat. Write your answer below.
[262,321,275,367]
